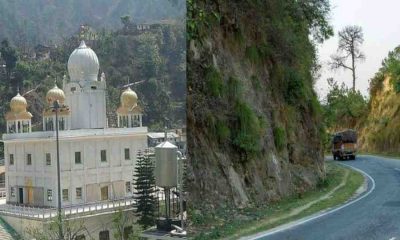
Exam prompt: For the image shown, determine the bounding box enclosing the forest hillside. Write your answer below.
[0,0,185,46]
[187,0,331,211]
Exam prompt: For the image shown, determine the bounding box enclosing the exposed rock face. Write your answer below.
[187,1,325,210]
[358,76,400,153]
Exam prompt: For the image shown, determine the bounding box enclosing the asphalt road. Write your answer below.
[251,155,400,240]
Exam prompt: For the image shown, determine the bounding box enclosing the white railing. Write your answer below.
[0,197,135,220]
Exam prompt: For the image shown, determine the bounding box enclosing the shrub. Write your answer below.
[273,126,286,152]
[227,76,242,100]
[205,66,224,97]
[245,46,261,64]
[215,120,230,142]
[232,100,263,155]
[284,67,307,105]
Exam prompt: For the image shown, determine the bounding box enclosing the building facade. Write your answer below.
[1,41,147,239]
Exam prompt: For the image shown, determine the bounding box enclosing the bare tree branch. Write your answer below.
[330,25,365,90]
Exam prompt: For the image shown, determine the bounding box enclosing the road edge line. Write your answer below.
[241,163,376,240]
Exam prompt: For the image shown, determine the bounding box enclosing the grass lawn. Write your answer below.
[191,162,364,239]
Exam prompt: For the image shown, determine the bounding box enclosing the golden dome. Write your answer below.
[46,85,65,104]
[10,93,27,113]
[121,87,138,108]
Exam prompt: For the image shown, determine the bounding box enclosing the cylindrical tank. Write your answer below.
[155,141,178,188]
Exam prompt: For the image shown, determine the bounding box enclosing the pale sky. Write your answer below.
[316,0,400,100]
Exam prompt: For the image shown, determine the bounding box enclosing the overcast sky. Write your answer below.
[316,0,400,100]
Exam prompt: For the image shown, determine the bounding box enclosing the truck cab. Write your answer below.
[332,130,357,160]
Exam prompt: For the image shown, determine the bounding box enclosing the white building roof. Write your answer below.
[2,127,148,142]
[147,132,179,139]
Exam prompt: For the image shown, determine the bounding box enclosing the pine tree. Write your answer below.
[133,149,157,229]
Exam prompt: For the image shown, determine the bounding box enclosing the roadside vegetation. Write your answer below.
[190,162,364,239]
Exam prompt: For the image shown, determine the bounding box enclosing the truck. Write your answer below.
[332,129,357,160]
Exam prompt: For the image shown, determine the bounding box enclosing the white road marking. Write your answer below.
[242,163,376,240]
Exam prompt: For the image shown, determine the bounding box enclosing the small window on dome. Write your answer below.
[71,87,76,92]
[91,86,97,90]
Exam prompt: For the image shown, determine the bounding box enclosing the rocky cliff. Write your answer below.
[357,46,400,153]
[359,76,400,153]
[187,0,330,210]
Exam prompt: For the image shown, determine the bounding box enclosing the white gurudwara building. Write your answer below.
[0,41,147,239]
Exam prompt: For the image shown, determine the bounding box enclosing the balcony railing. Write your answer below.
[0,197,135,220]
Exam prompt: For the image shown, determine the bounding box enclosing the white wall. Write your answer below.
[64,81,107,130]
[2,210,137,240]
[5,133,147,207]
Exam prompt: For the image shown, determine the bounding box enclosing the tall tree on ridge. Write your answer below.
[330,25,365,91]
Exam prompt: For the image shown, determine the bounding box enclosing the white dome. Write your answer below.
[67,40,99,82]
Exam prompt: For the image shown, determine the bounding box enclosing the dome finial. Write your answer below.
[78,40,87,49]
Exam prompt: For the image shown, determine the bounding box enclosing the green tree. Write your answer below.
[120,15,132,32]
[112,209,142,240]
[322,78,367,131]
[0,39,18,82]
[330,26,365,91]
[133,149,157,229]
[26,214,92,240]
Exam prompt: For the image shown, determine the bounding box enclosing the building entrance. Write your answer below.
[18,188,23,204]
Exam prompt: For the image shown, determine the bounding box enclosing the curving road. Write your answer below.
[248,155,400,240]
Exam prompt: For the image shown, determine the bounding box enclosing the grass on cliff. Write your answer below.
[191,162,364,240]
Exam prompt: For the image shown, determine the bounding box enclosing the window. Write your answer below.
[126,182,131,193]
[59,118,65,130]
[47,189,53,201]
[46,117,54,131]
[9,154,14,165]
[71,87,76,92]
[62,189,69,201]
[101,150,107,162]
[75,152,81,164]
[91,86,97,90]
[46,153,51,166]
[124,148,130,160]
[99,230,110,240]
[27,154,32,165]
[101,186,108,200]
[10,187,15,197]
[76,187,82,199]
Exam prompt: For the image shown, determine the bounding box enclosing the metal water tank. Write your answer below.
[155,141,178,188]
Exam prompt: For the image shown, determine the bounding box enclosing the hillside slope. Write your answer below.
[358,77,400,153]
[187,0,330,210]
[358,47,400,153]
[0,0,185,46]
